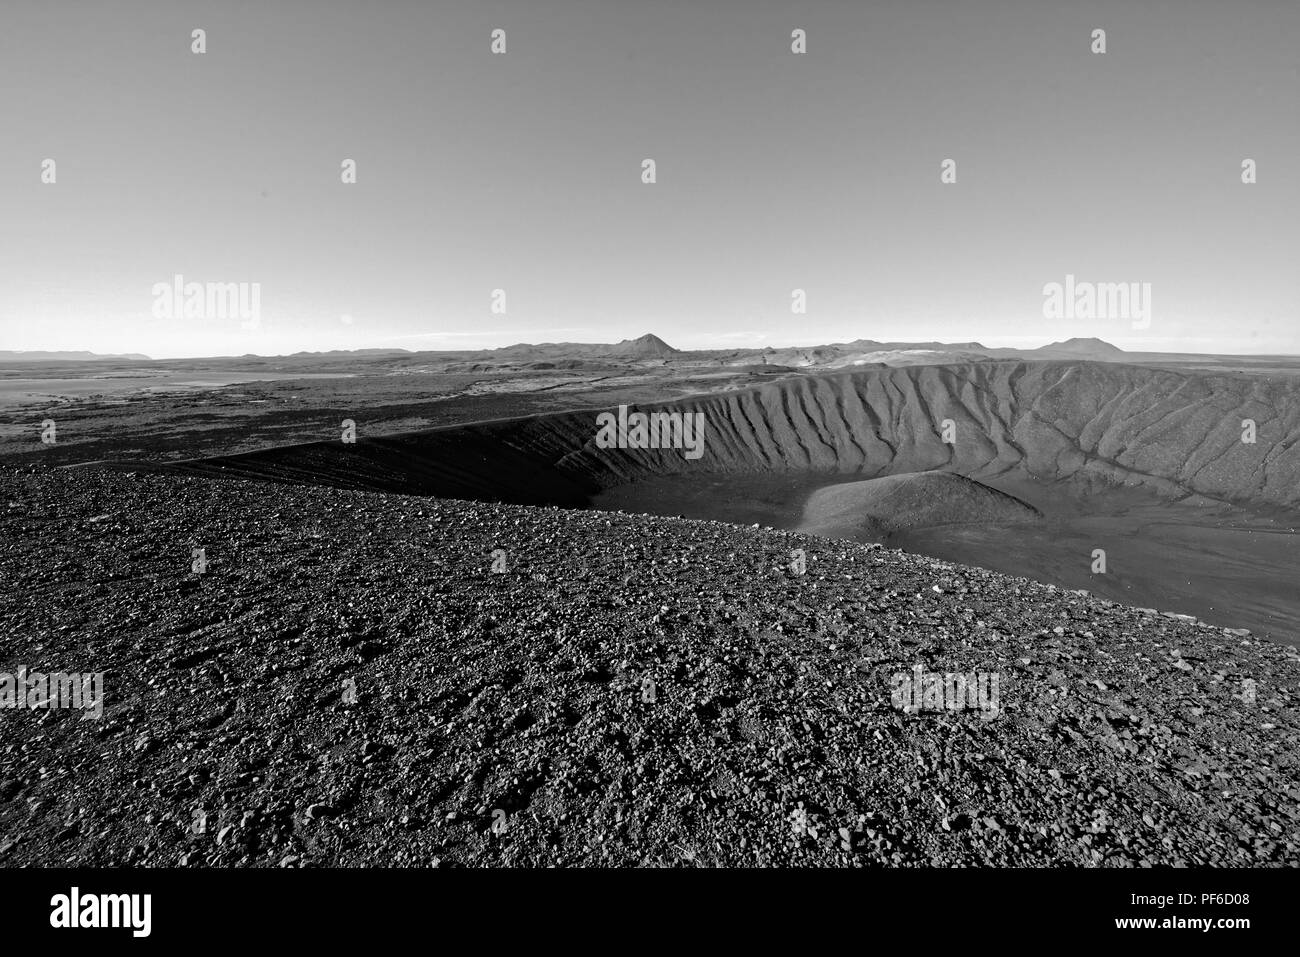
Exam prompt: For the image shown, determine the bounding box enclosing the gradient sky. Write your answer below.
[1,0,1296,358]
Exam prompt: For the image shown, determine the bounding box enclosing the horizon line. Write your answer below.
[4,336,1300,363]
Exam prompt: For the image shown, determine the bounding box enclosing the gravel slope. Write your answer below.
[0,464,1296,867]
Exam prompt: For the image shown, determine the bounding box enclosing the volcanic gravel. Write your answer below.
[0,464,1296,868]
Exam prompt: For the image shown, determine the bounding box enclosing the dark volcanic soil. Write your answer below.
[0,464,1296,867]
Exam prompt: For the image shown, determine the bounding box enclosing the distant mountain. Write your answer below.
[831,339,989,352]
[287,349,412,357]
[0,350,152,362]
[1033,337,1125,358]
[740,338,995,370]
[0,334,1134,366]
[494,333,679,359]
[616,333,678,357]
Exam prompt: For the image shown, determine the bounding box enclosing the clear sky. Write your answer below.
[1,0,1296,358]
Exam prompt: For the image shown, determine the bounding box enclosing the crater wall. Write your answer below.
[164,360,1300,511]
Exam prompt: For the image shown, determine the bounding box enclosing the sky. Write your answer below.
[0,0,1296,359]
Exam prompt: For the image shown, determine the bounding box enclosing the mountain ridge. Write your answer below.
[0,350,153,362]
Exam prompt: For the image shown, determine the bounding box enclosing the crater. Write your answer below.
[152,360,1300,643]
